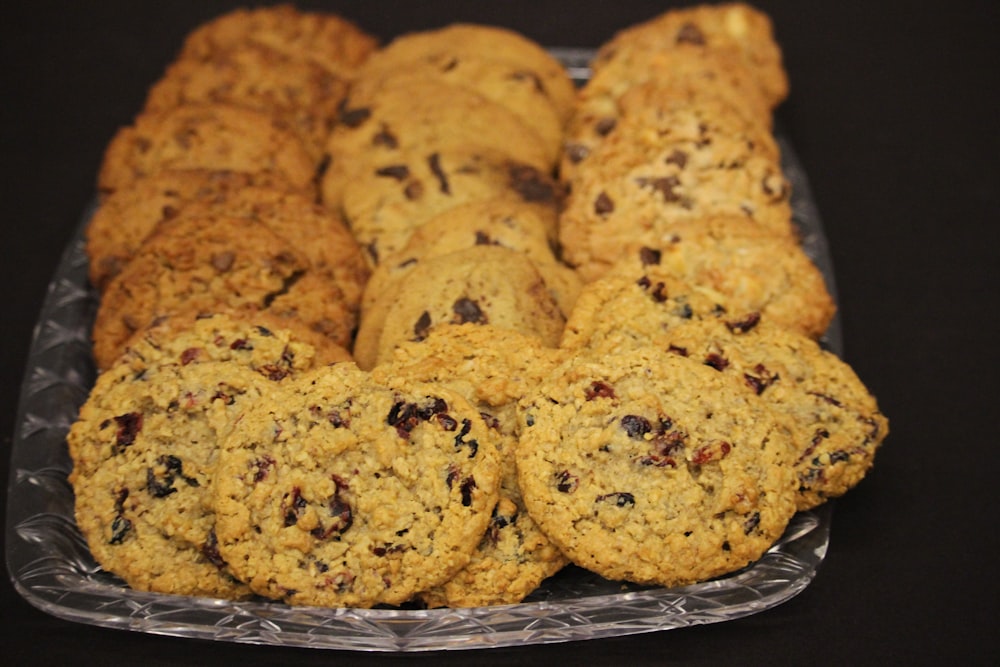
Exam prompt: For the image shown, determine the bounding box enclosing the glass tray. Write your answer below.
[5,48,838,652]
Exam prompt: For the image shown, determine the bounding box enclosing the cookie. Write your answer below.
[652,317,888,510]
[178,5,377,79]
[164,185,370,314]
[91,214,354,370]
[356,23,577,124]
[97,103,317,195]
[85,168,299,291]
[353,246,565,370]
[143,41,350,160]
[561,49,774,182]
[119,311,352,374]
[320,78,553,210]
[340,148,561,266]
[592,3,788,109]
[560,271,736,353]
[351,54,564,167]
[68,358,275,599]
[361,198,579,317]
[599,216,836,338]
[371,324,570,607]
[558,109,794,280]
[515,345,797,588]
[212,362,502,607]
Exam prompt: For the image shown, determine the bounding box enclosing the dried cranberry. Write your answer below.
[454,418,479,458]
[555,469,578,493]
[201,530,226,569]
[387,401,421,438]
[251,455,276,482]
[704,353,729,371]
[585,381,616,401]
[726,311,761,334]
[112,412,143,454]
[282,487,308,527]
[180,347,201,364]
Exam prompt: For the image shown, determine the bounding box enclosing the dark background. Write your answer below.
[3,1,997,664]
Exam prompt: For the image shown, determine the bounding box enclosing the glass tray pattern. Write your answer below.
[6,48,838,652]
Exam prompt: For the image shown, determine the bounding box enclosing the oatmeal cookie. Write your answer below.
[600,216,836,338]
[515,346,797,587]
[97,103,317,195]
[371,324,569,607]
[559,110,793,280]
[68,359,274,599]
[212,362,502,607]
[653,318,889,510]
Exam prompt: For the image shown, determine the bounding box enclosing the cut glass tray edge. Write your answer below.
[5,47,839,652]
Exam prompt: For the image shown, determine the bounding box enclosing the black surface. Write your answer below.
[2,1,997,665]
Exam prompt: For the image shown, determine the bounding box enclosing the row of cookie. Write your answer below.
[315,24,586,367]
[85,6,381,369]
[555,3,836,342]
[67,313,505,606]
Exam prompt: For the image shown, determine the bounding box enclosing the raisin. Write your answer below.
[436,413,458,431]
[585,381,616,401]
[594,191,614,216]
[743,512,761,535]
[828,450,852,464]
[452,297,486,324]
[416,397,448,420]
[596,492,635,507]
[555,469,578,493]
[621,414,652,439]
[258,364,290,382]
[112,412,143,454]
[109,515,132,545]
[314,479,353,538]
[809,391,843,407]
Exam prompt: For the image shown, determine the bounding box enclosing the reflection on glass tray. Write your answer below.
[5,48,837,652]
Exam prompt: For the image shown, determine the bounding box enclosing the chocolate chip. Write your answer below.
[375,164,410,180]
[403,180,424,200]
[676,22,706,45]
[452,297,486,324]
[372,125,398,148]
[565,143,590,164]
[638,247,662,266]
[413,311,432,341]
[508,163,555,203]
[665,149,689,169]
[635,175,682,202]
[594,117,617,136]
[211,251,235,272]
[594,191,615,216]
[427,153,450,194]
[338,103,371,127]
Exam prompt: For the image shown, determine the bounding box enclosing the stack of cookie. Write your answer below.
[67,2,889,611]
[322,24,583,370]
[86,5,378,371]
